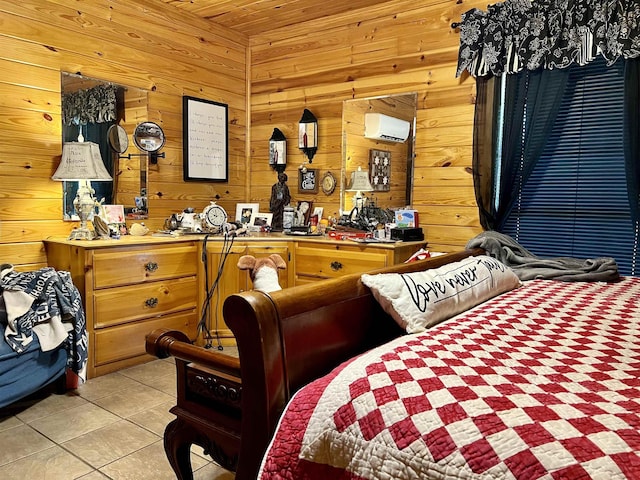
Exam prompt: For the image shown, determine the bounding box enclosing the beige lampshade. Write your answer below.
[346,167,374,192]
[52,142,112,181]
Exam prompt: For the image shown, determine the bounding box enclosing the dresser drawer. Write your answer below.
[295,244,389,280]
[94,310,197,366]
[92,244,198,288]
[93,276,198,328]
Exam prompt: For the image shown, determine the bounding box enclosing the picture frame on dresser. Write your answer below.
[249,212,273,231]
[235,203,259,225]
[183,96,228,182]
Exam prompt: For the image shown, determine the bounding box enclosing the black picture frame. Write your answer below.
[182,96,228,182]
[298,168,318,194]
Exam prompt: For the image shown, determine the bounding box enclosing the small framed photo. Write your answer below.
[103,205,125,224]
[295,201,313,226]
[298,168,318,194]
[101,204,126,236]
[235,203,260,225]
[312,206,324,220]
[249,212,273,231]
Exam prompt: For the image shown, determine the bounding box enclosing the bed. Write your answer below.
[0,265,88,410]
[146,248,640,480]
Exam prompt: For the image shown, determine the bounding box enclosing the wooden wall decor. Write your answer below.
[369,149,391,192]
[298,168,318,194]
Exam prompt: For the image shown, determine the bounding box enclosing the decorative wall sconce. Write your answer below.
[52,142,113,240]
[269,128,287,173]
[298,109,318,162]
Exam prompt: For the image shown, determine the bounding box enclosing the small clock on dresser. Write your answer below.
[202,202,228,232]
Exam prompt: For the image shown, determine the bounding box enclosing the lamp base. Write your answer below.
[68,226,95,241]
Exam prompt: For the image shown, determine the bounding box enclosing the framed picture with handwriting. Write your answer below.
[183,96,228,181]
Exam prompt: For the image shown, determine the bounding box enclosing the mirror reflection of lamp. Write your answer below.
[52,142,113,240]
[346,166,374,213]
[298,109,318,162]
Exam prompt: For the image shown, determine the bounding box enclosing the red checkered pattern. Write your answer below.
[260,278,640,479]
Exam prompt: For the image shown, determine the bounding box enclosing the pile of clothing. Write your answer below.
[0,265,87,382]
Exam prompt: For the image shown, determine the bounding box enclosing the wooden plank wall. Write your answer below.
[248,0,486,252]
[0,0,248,270]
[1,0,487,271]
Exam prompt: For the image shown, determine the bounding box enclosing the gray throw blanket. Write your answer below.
[466,231,620,282]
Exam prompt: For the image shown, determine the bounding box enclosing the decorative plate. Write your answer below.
[321,171,336,195]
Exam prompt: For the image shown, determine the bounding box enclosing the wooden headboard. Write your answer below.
[221,248,482,477]
[146,248,483,479]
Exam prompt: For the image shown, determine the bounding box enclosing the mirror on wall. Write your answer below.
[60,72,149,220]
[341,93,417,214]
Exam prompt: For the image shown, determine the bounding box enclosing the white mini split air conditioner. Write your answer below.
[364,113,411,143]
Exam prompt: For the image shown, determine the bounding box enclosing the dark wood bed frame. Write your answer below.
[145,248,482,480]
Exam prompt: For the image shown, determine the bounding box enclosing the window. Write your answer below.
[499,57,637,276]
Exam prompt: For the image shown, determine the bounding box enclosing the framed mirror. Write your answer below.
[107,125,129,154]
[341,93,417,214]
[133,121,165,152]
[61,72,149,220]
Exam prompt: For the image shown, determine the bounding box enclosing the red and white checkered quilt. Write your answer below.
[259,278,640,479]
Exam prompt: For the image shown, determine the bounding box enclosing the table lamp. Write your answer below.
[52,141,113,240]
[346,166,374,211]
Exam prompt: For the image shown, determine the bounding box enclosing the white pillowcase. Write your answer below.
[361,255,521,333]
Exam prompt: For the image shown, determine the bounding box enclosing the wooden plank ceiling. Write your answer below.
[160,0,396,36]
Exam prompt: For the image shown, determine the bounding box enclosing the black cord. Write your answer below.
[213,232,234,349]
[197,231,235,350]
[197,235,213,347]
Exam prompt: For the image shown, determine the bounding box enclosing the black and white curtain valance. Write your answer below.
[456,0,640,77]
[62,84,120,126]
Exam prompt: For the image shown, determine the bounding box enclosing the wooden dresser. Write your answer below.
[45,235,425,377]
[294,239,425,284]
[45,237,201,378]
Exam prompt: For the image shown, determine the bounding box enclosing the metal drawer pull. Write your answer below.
[145,262,158,272]
[145,297,159,308]
[330,261,343,271]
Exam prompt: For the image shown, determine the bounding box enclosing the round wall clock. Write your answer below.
[321,171,336,195]
[202,202,227,231]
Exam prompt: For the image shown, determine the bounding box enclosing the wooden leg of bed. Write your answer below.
[164,419,195,480]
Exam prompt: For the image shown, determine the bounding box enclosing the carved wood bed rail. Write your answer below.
[146,249,483,480]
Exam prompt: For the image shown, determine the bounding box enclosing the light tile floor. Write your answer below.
[0,356,237,480]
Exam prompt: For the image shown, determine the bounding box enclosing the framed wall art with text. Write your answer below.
[183,96,228,181]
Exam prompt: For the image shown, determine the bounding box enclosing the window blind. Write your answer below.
[502,57,637,276]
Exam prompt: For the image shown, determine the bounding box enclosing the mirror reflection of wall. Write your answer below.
[60,72,149,220]
[341,93,417,214]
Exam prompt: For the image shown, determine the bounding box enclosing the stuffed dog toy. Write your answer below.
[237,254,286,293]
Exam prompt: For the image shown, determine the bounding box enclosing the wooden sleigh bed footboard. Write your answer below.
[146,249,482,480]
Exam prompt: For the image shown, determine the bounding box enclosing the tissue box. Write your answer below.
[394,209,419,228]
